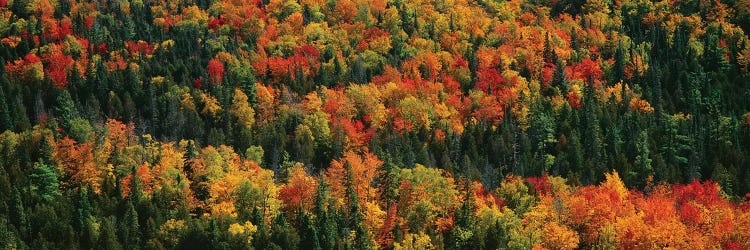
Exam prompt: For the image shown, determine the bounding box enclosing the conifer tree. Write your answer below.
[29,161,60,203]
[120,200,142,250]
[298,210,321,250]
[315,177,338,250]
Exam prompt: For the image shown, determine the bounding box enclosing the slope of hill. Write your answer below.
[1,0,750,248]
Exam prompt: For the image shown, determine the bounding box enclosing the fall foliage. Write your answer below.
[0,0,749,248]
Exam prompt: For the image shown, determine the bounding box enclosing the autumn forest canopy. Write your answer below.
[1,0,750,248]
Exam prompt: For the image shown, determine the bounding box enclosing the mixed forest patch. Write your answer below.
[1,0,750,248]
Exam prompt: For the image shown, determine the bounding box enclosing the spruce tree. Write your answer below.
[120,201,142,250]
[298,210,321,250]
[9,188,27,238]
[315,177,338,250]
[344,161,372,250]
[98,217,123,250]
[270,213,300,249]
[29,161,60,203]
[0,79,12,131]
[252,207,270,250]
[55,89,77,132]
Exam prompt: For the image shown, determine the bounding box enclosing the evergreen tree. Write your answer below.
[543,33,555,65]
[298,210,322,250]
[98,217,123,250]
[449,180,477,249]
[9,187,27,238]
[634,130,653,180]
[28,161,60,203]
[55,89,77,132]
[0,79,12,131]
[78,189,97,250]
[315,177,338,250]
[376,153,401,206]
[0,219,21,250]
[582,76,603,182]
[12,96,31,131]
[270,213,300,249]
[252,207,270,250]
[119,200,142,250]
[612,43,626,84]
[552,59,568,94]
[129,166,143,204]
[344,161,372,250]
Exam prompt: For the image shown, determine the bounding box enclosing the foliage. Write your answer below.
[0,0,749,247]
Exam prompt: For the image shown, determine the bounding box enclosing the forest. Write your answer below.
[0,0,750,248]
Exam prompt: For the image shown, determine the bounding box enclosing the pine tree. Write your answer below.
[552,59,568,93]
[75,188,92,232]
[0,219,20,250]
[344,161,372,250]
[612,43,626,84]
[0,79,12,131]
[12,96,31,131]
[209,219,230,249]
[252,207,270,250]
[648,60,663,119]
[376,154,400,206]
[449,179,477,249]
[351,55,368,84]
[98,217,123,250]
[55,89,77,132]
[484,220,507,248]
[29,161,60,203]
[120,200,142,250]
[702,27,730,74]
[79,204,96,250]
[270,213,300,249]
[298,210,322,250]
[582,77,603,182]
[9,188,27,239]
[315,177,338,250]
[543,33,555,65]
[635,130,653,180]
[129,166,143,204]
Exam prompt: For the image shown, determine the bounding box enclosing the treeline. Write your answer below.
[0,0,750,248]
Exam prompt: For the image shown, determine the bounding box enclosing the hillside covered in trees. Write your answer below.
[1,0,750,248]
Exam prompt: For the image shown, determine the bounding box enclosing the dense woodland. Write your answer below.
[1,0,750,248]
